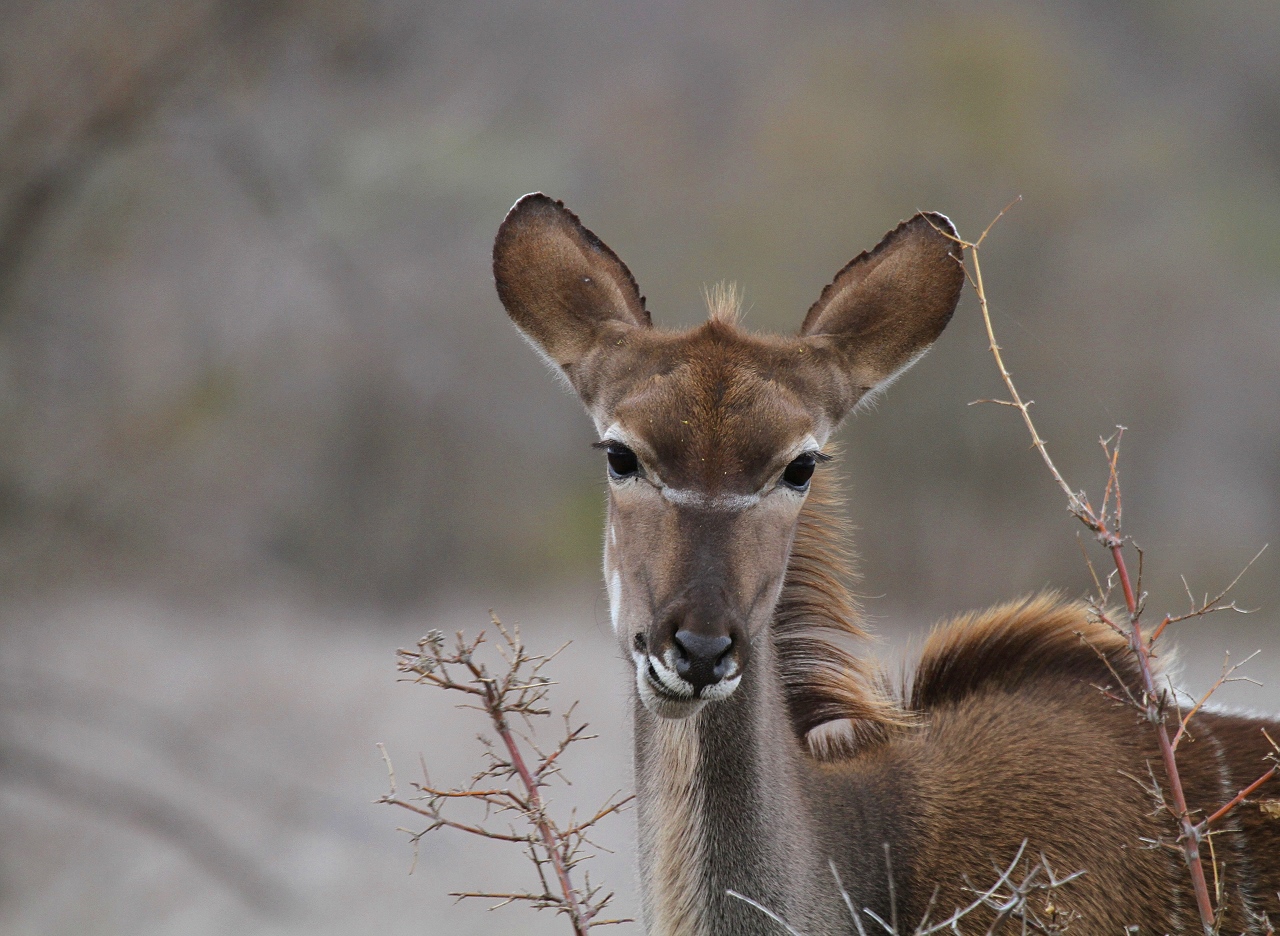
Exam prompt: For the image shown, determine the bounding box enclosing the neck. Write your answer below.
[633,635,849,936]
[630,468,902,934]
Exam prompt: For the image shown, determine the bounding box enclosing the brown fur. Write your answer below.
[493,194,1280,936]
[780,485,1280,934]
[910,594,1138,710]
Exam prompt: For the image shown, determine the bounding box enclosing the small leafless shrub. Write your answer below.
[378,614,634,935]
[953,202,1276,935]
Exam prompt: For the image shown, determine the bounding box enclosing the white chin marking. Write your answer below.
[698,673,741,701]
[639,683,707,719]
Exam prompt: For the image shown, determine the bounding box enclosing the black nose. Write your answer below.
[672,630,735,691]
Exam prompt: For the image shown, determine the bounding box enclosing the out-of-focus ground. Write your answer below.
[3,592,1278,935]
[1,1,1278,931]
[0,593,638,935]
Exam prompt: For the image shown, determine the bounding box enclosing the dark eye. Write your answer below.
[781,453,817,490]
[606,443,640,480]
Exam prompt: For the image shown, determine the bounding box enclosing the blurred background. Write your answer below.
[1,1,1277,932]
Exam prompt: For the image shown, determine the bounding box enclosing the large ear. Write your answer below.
[494,193,650,380]
[800,212,965,413]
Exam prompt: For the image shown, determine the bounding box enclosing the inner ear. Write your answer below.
[494,194,650,376]
[800,212,965,410]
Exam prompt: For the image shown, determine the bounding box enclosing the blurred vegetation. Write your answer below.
[1,4,1278,931]
[0,0,1276,617]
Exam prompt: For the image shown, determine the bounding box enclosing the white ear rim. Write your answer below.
[922,211,957,239]
[507,191,548,218]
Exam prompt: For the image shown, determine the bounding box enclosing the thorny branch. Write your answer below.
[377,614,634,934]
[939,204,1276,935]
[1172,651,1262,750]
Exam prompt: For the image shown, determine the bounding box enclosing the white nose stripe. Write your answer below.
[644,653,696,697]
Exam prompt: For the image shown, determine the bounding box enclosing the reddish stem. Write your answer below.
[484,681,591,935]
[967,227,1225,935]
[1110,541,1216,933]
[1111,544,1139,618]
[1199,766,1279,832]
[1149,614,1173,645]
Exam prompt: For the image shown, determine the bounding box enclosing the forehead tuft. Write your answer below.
[704,282,742,326]
[604,322,821,492]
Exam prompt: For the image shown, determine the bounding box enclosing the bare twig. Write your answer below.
[734,840,1084,936]
[1172,652,1262,749]
[379,615,634,933]
[725,890,808,936]
[949,207,1272,935]
[1149,546,1268,645]
[1198,766,1279,832]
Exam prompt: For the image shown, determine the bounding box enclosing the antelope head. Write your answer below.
[494,194,964,719]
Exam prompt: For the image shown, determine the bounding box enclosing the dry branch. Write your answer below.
[730,841,1084,936]
[378,614,634,934]
[945,206,1274,935]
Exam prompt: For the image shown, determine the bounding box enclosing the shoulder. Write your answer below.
[908,594,1142,712]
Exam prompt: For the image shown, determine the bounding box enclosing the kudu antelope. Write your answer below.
[493,193,1280,935]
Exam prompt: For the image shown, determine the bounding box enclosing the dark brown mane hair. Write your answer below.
[772,459,902,754]
[774,473,1147,758]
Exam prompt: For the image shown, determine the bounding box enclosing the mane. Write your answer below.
[774,481,1147,761]
[772,459,905,760]
[908,594,1145,712]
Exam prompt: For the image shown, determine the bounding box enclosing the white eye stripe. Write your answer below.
[597,430,827,508]
[660,488,761,510]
